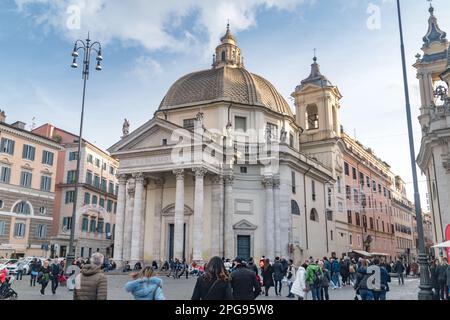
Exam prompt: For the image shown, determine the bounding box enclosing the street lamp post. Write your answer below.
[396,0,433,300]
[65,34,103,269]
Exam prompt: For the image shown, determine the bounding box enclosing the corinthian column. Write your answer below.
[153,178,164,262]
[211,175,223,257]
[113,174,127,266]
[224,175,234,259]
[273,176,281,258]
[193,168,207,262]
[130,173,144,263]
[173,169,185,260]
[123,181,135,261]
[263,176,275,259]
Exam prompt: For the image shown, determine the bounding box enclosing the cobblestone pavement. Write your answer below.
[10,273,420,300]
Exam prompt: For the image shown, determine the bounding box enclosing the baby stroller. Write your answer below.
[0,276,18,300]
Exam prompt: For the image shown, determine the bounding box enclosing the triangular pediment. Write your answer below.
[108,117,191,154]
[233,219,257,230]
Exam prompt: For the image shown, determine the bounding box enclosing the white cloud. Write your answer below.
[14,0,309,56]
[131,56,163,80]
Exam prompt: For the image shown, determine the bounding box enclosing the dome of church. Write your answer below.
[158,25,294,118]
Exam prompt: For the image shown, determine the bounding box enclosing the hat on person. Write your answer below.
[234,257,244,264]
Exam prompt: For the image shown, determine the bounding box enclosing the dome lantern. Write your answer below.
[213,23,243,69]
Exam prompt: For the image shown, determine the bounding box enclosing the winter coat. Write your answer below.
[50,263,61,279]
[230,266,261,300]
[38,266,51,284]
[331,260,340,274]
[290,267,307,299]
[261,265,274,287]
[73,264,107,300]
[273,261,284,281]
[305,264,323,287]
[430,265,439,288]
[321,268,331,287]
[374,266,391,292]
[446,265,450,287]
[323,260,331,272]
[125,277,165,300]
[354,267,371,291]
[340,260,350,277]
[394,261,404,273]
[286,265,296,283]
[191,275,233,300]
[436,264,447,283]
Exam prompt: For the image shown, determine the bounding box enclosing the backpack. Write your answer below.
[313,268,323,286]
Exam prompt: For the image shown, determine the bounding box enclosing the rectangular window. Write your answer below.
[353,189,359,203]
[240,167,247,174]
[366,176,370,188]
[40,176,52,192]
[291,171,296,194]
[311,180,316,201]
[344,162,349,176]
[90,219,97,233]
[183,118,196,130]
[97,221,104,234]
[235,116,247,132]
[20,171,32,188]
[359,172,364,187]
[378,184,382,194]
[105,223,111,236]
[101,178,107,192]
[382,221,385,232]
[355,213,361,226]
[22,144,36,161]
[266,123,279,140]
[0,166,11,183]
[372,180,377,192]
[109,166,115,175]
[69,151,78,161]
[383,187,387,197]
[338,202,343,212]
[36,224,47,239]
[347,210,352,224]
[62,217,72,231]
[0,138,15,155]
[65,190,75,204]
[109,181,114,194]
[84,192,91,205]
[14,223,26,238]
[346,185,351,200]
[94,175,100,189]
[92,195,98,205]
[67,170,77,184]
[99,198,105,208]
[87,154,93,163]
[86,171,93,185]
[328,188,332,207]
[369,217,374,230]
[0,221,6,235]
[42,150,54,166]
[114,202,117,214]
[95,158,101,168]
[349,234,353,245]
[107,200,113,213]
[82,217,89,232]
[102,163,107,171]
[352,167,357,180]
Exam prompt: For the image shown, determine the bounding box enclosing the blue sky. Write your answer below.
[1,0,449,206]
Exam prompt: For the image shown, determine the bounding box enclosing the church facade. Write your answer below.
[415,4,450,257]
[108,26,334,265]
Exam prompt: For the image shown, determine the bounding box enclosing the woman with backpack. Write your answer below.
[125,266,165,300]
[191,256,233,300]
[38,260,51,296]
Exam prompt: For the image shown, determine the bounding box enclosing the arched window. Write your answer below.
[14,201,31,215]
[291,200,300,215]
[310,208,319,222]
[306,104,319,130]
[221,51,226,61]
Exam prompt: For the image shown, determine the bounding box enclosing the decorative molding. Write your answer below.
[193,167,207,178]
[234,199,253,215]
[262,176,273,188]
[132,172,145,184]
[211,175,224,185]
[233,219,257,230]
[161,204,193,216]
[116,174,128,184]
[173,169,185,180]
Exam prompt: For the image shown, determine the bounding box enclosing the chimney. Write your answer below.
[0,110,5,123]
[11,121,26,130]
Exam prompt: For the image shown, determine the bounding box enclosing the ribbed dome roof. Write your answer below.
[159,66,294,117]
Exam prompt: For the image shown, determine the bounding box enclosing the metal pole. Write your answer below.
[396,0,433,300]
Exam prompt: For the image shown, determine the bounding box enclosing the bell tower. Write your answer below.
[291,55,342,143]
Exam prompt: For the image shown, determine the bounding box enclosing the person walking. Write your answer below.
[178,259,189,279]
[305,261,323,300]
[436,258,448,300]
[50,259,61,295]
[272,257,284,296]
[290,263,308,300]
[339,258,350,286]
[286,259,296,298]
[395,258,405,285]
[73,253,108,300]
[30,258,40,287]
[354,259,373,301]
[230,257,261,300]
[191,256,233,300]
[247,257,259,275]
[125,266,165,300]
[430,259,440,300]
[331,258,340,288]
[319,261,331,300]
[16,260,24,281]
[372,258,391,301]
[38,260,51,296]
[261,258,274,297]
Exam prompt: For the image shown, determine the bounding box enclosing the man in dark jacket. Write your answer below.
[272,257,284,296]
[247,258,259,275]
[50,259,61,294]
[230,257,261,300]
[372,258,391,300]
[395,258,405,285]
[436,258,448,300]
[74,253,107,300]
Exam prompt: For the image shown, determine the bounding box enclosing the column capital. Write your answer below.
[273,177,280,189]
[127,186,135,197]
[132,172,145,184]
[173,169,185,180]
[262,176,273,188]
[116,174,128,184]
[224,175,234,186]
[211,175,224,185]
[193,167,207,178]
